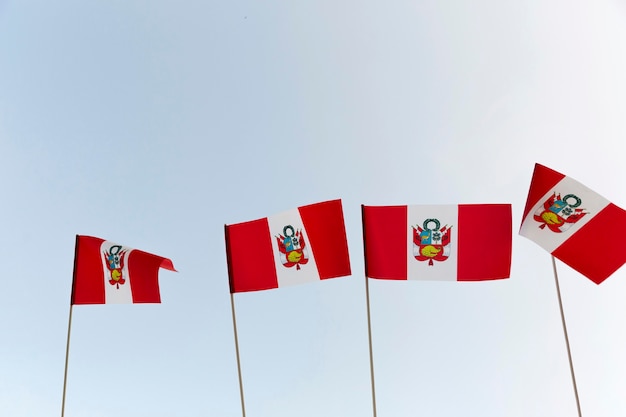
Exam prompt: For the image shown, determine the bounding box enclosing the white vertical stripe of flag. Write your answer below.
[268,208,321,288]
[407,205,458,281]
[520,176,610,253]
[100,240,135,304]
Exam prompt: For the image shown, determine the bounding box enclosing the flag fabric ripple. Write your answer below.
[362,204,512,281]
[71,235,176,304]
[520,163,626,284]
[225,199,351,293]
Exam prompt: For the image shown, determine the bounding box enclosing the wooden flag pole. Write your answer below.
[364,276,378,417]
[230,292,247,417]
[225,225,247,417]
[361,205,378,417]
[551,256,583,417]
[61,304,74,417]
[62,235,81,417]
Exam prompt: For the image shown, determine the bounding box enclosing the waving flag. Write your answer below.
[363,204,512,281]
[72,235,176,304]
[225,199,351,293]
[520,163,626,284]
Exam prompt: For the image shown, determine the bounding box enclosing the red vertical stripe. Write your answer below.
[457,204,512,281]
[552,203,626,284]
[299,200,351,280]
[127,250,170,303]
[226,218,279,293]
[363,205,408,280]
[72,235,106,305]
[522,164,565,221]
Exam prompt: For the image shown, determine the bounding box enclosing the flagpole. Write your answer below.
[61,304,73,417]
[361,205,378,417]
[62,235,82,417]
[230,292,247,417]
[551,256,583,417]
[224,225,247,417]
[364,276,378,417]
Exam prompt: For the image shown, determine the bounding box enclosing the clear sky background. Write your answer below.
[2,0,626,416]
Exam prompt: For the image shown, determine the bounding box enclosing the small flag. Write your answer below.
[362,204,512,281]
[72,235,176,304]
[520,163,626,284]
[225,199,351,293]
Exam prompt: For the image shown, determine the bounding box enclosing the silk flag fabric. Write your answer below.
[363,204,512,281]
[225,199,351,293]
[72,235,176,304]
[520,163,626,284]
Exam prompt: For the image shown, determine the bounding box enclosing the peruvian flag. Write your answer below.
[72,235,176,304]
[225,199,351,293]
[520,163,626,284]
[363,204,512,281]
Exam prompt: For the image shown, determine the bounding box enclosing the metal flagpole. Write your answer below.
[230,292,247,417]
[551,256,583,417]
[61,304,73,417]
[361,205,378,417]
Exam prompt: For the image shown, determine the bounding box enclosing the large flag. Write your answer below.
[72,235,176,304]
[225,199,351,293]
[520,163,626,284]
[363,204,512,281]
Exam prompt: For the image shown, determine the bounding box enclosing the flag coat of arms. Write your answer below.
[72,235,176,304]
[225,199,351,293]
[362,204,512,281]
[520,163,626,284]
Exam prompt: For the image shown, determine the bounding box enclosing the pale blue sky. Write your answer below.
[2,1,626,416]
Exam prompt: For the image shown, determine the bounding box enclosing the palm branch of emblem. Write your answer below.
[275,230,309,269]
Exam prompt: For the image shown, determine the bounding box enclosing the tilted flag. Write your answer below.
[362,204,512,281]
[72,235,176,304]
[225,199,351,293]
[520,163,626,284]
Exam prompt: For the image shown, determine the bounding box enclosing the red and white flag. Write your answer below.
[71,235,176,304]
[225,199,351,293]
[520,163,626,284]
[363,204,512,281]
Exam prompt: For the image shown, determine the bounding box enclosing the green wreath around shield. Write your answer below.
[423,218,440,231]
[562,194,581,208]
[283,225,295,237]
